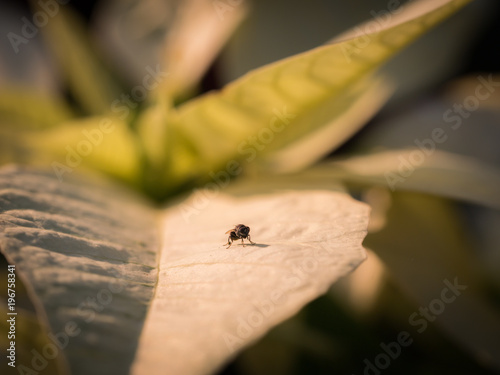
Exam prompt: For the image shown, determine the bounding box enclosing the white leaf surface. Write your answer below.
[0,166,368,375]
[0,166,158,375]
[131,188,368,375]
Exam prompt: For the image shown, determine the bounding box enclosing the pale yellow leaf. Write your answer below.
[160,0,471,190]
[132,187,368,375]
[310,149,500,208]
[260,77,394,173]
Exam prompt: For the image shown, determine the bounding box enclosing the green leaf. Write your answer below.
[24,116,144,187]
[0,167,369,374]
[156,0,471,192]
[35,5,121,115]
[0,88,72,129]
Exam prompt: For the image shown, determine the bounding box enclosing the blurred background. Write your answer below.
[1,0,500,374]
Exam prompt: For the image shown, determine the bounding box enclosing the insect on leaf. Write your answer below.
[0,166,369,375]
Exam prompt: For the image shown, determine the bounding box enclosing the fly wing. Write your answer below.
[225,229,234,234]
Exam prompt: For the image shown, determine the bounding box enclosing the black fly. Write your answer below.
[225,224,255,249]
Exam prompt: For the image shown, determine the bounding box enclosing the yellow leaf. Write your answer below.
[159,0,471,191]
